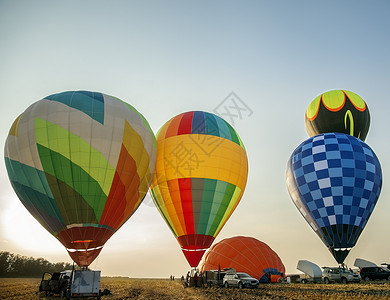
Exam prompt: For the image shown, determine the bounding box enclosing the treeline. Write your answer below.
[0,251,73,277]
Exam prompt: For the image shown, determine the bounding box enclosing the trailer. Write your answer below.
[39,268,101,299]
[296,260,322,283]
[204,270,227,287]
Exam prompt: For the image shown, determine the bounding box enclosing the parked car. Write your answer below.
[223,272,259,288]
[322,267,361,284]
[360,267,390,281]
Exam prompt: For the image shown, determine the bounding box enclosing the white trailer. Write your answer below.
[68,270,101,299]
[296,260,322,283]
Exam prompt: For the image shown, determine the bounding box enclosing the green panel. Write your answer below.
[191,178,204,233]
[34,118,115,196]
[225,122,240,146]
[37,144,107,221]
[207,182,235,236]
[45,173,98,224]
[197,179,217,234]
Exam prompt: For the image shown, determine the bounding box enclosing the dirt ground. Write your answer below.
[1,277,390,299]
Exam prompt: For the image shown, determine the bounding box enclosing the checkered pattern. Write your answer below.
[286,133,382,248]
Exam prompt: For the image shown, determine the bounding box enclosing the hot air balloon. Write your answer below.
[150,111,248,267]
[286,133,382,264]
[4,91,157,267]
[305,90,370,141]
[200,236,285,283]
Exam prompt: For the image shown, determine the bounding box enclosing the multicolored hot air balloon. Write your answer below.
[200,236,285,283]
[4,91,157,266]
[286,133,382,263]
[305,90,370,141]
[150,111,248,267]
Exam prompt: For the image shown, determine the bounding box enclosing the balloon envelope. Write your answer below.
[4,91,157,266]
[200,236,285,282]
[150,111,248,267]
[286,133,382,263]
[305,90,370,141]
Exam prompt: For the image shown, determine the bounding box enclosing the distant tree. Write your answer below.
[0,251,73,277]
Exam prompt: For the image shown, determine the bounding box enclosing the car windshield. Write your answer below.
[238,273,252,279]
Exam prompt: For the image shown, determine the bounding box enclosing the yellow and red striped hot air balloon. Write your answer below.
[150,111,248,267]
[4,91,156,266]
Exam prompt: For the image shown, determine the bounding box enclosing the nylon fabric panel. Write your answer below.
[208,183,236,236]
[197,179,217,235]
[192,111,206,134]
[35,118,115,196]
[37,144,107,221]
[122,121,150,204]
[215,186,242,236]
[45,173,98,225]
[191,178,204,233]
[46,91,105,124]
[150,187,178,236]
[9,114,22,136]
[204,180,228,235]
[178,178,195,234]
[168,179,186,235]
[7,177,65,233]
[156,134,247,188]
[177,111,193,135]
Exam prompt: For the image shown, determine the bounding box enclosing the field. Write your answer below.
[1,277,390,299]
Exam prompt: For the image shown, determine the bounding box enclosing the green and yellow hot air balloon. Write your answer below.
[4,91,156,266]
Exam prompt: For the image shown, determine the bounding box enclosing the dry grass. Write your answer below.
[1,277,390,299]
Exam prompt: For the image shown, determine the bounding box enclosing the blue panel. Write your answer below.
[45,91,105,124]
[191,111,206,134]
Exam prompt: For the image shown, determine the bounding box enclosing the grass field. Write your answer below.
[1,277,390,299]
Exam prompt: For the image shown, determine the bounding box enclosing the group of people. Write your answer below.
[183,270,204,287]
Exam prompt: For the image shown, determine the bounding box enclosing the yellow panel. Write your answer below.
[157,134,247,189]
[322,90,345,111]
[9,114,22,136]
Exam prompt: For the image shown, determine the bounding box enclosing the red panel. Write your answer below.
[101,172,126,229]
[178,178,194,234]
[100,144,139,230]
[177,111,194,135]
[178,234,215,249]
[67,247,103,267]
[56,226,114,250]
[182,249,206,268]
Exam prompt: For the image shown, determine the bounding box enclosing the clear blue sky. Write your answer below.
[1,0,389,277]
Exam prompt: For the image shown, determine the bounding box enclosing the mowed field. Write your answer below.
[1,277,390,299]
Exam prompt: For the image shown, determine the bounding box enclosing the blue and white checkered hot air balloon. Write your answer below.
[286,132,382,264]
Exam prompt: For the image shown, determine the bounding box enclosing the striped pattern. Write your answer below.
[150,111,248,267]
[4,91,156,266]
